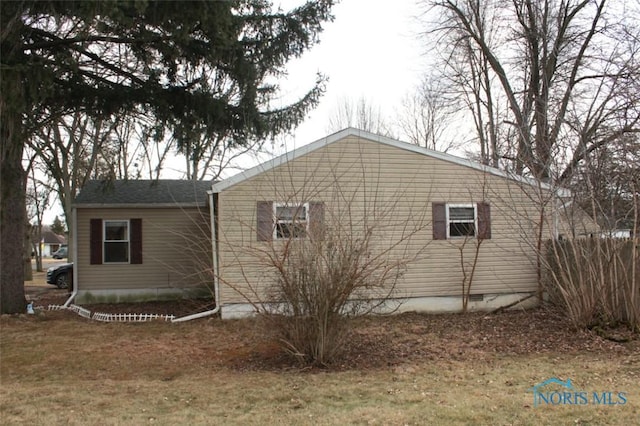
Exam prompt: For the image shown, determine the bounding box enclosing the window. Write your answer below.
[256,201,324,241]
[104,220,129,263]
[432,202,491,240]
[275,203,308,239]
[448,205,476,237]
[90,218,142,265]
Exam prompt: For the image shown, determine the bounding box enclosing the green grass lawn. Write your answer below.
[1,310,638,425]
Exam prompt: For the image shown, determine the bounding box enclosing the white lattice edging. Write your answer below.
[46,304,175,322]
[92,312,175,322]
[68,304,92,319]
[47,305,66,311]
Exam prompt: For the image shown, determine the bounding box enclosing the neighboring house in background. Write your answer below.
[555,200,601,239]
[72,128,572,318]
[73,180,213,304]
[36,225,67,257]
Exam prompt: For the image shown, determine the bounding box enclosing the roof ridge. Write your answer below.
[211,128,569,195]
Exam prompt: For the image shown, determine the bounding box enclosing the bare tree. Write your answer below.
[569,134,640,232]
[25,167,52,273]
[28,113,120,262]
[326,96,394,137]
[423,0,640,182]
[396,76,465,153]
[179,133,272,181]
[100,113,181,180]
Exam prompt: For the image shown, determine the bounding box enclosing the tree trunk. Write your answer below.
[1,119,27,314]
[64,202,74,263]
[24,222,33,281]
[1,64,27,314]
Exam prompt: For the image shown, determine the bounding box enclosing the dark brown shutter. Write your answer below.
[308,201,325,238]
[256,201,273,241]
[130,218,143,264]
[90,219,102,264]
[432,202,447,240]
[477,202,491,240]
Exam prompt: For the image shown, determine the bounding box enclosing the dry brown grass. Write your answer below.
[1,308,639,425]
[25,270,48,287]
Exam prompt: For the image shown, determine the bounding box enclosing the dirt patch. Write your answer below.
[25,286,68,305]
[23,286,637,372]
[237,307,637,371]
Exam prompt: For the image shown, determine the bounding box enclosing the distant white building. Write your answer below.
[602,229,632,239]
[38,225,67,256]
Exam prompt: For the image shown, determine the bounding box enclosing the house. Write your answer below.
[555,200,601,239]
[36,225,67,256]
[72,128,568,318]
[73,180,213,304]
[210,128,567,319]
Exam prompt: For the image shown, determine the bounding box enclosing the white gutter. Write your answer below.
[172,190,220,322]
[63,207,78,308]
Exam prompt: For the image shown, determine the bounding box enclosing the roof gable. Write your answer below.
[75,180,212,207]
[35,225,67,244]
[211,128,565,194]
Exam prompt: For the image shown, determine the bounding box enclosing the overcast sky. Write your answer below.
[276,0,427,147]
[43,1,429,224]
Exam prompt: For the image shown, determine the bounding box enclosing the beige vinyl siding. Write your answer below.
[216,135,552,305]
[76,207,211,292]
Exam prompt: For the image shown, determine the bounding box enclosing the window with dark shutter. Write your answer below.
[275,204,308,238]
[433,202,492,240]
[432,203,447,240]
[257,201,325,241]
[103,220,129,263]
[91,218,143,264]
[90,219,103,264]
[448,206,476,237]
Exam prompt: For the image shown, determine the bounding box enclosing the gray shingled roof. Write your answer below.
[74,180,212,206]
[36,225,67,244]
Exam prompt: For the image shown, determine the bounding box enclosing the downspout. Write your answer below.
[172,190,220,322]
[63,206,78,308]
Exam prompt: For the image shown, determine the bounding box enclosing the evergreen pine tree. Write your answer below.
[1,0,335,313]
[50,216,67,236]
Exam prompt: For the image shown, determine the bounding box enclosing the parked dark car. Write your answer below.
[46,263,73,289]
[52,246,68,259]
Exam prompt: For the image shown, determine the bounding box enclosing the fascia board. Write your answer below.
[73,203,207,209]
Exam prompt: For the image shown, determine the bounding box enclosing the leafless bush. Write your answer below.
[241,192,428,367]
[456,235,484,312]
[260,224,411,366]
[544,238,639,331]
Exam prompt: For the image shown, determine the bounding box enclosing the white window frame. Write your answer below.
[103,219,130,263]
[446,204,477,239]
[273,202,309,240]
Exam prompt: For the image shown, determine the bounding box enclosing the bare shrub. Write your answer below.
[456,235,484,312]
[544,238,639,331]
[244,192,428,367]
